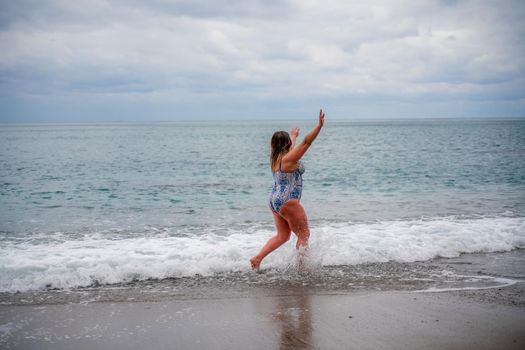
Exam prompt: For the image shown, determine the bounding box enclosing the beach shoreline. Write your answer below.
[1,249,524,349]
[1,284,524,350]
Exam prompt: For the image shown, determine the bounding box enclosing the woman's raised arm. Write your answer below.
[283,109,324,165]
[290,127,299,149]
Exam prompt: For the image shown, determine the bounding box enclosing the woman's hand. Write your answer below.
[318,109,325,128]
[290,127,299,148]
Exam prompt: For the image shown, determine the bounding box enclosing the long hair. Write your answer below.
[270,131,292,171]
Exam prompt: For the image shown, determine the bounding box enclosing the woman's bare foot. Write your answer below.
[250,256,261,271]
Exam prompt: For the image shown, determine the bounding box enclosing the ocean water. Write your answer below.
[1,118,525,294]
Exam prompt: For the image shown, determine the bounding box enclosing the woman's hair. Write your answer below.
[270,131,292,170]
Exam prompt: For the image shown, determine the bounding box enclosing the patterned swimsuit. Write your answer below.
[269,160,305,213]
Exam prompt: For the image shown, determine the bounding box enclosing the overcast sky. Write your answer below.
[0,0,524,122]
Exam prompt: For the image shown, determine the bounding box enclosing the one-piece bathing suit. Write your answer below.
[269,160,305,214]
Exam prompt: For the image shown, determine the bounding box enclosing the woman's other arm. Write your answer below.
[290,127,299,149]
[283,109,324,165]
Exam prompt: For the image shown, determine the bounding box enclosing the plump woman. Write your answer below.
[250,109,325,270]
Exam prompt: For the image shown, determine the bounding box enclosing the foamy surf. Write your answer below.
[411,275,520,293]
[0,216,524,292]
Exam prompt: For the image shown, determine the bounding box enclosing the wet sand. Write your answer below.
[1,285,524,350]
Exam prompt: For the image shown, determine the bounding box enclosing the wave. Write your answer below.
[1,216,524,292]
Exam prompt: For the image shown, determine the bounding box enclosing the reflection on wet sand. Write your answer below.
[274,291,313,349]
[253,287,315,349]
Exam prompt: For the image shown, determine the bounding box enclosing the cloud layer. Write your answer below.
[0,0,524,121]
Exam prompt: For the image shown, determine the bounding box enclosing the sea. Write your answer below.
[1,118,524,303]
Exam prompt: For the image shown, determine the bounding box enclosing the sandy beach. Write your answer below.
[1,281,524,349]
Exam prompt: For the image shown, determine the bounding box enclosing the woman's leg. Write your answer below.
[250,211,292,270]
[279,200,310,269]
[279,199,310,250]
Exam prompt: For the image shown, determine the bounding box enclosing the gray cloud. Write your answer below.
[0,0,524,121]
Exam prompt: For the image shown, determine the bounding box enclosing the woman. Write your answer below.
[250,109,325,270]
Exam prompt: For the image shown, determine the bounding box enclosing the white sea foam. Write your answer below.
[411,276,519,293]
[0,216,524,292]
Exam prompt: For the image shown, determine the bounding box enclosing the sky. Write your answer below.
[0,0,524,122]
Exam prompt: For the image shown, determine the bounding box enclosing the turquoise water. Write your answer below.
[2,119,524,234]
[1,118,524,291]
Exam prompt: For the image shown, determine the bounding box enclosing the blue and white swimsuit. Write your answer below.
[269,160,305,213]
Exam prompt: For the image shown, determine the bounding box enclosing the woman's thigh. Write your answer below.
[279,199,309,237]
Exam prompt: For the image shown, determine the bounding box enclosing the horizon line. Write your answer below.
[1,115,524,125]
